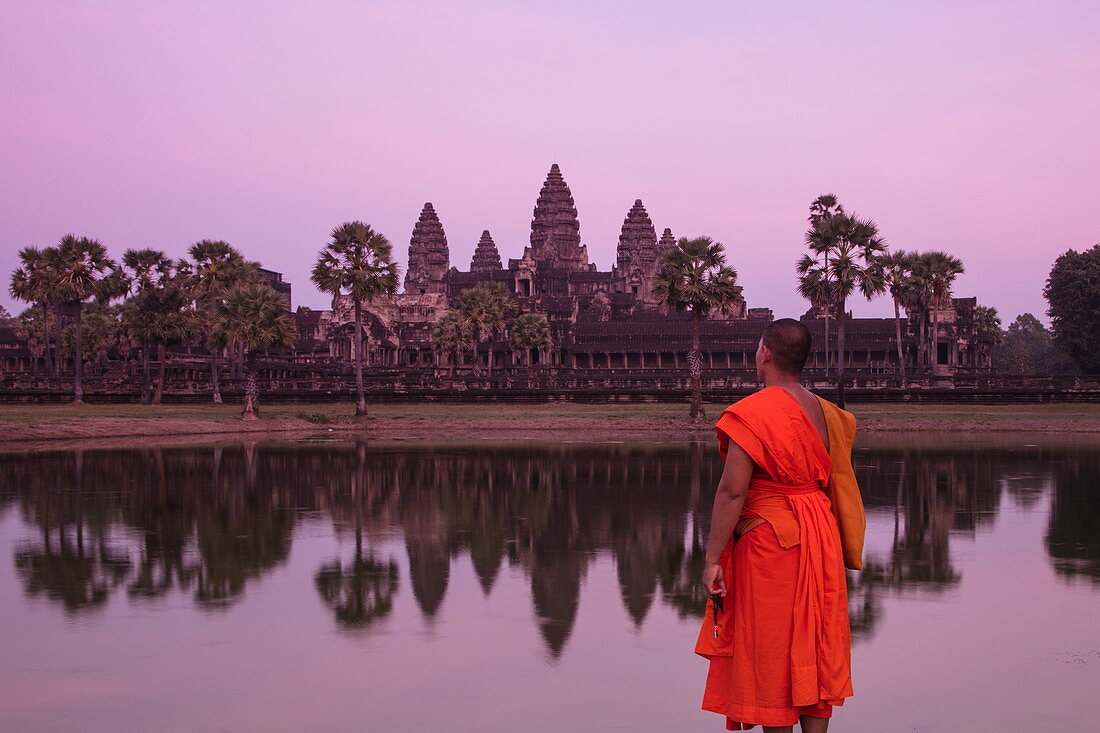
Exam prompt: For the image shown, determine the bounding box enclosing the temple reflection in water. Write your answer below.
[0,439,1096,658]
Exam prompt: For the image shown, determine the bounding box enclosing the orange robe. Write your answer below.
[695,386,859,730]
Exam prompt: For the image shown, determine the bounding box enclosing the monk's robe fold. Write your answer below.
[695,386,861,731]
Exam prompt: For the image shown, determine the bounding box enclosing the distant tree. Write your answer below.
[508,313,554,368]
[431,310,473,375]
[910,251,965,370]
[311,222,400,416]
[795,259,833,369]
[1044,244,1100,374]
[654,236,742,420]
[15,306,49,373]
[122,284,200,404]
[453,282,519,377]
[803,194,846,367]
[50,236,124,402]
[9,246,60,377]
[182,240,257,405]
[803,212,886,406]
[121,248,176,403]
[997,313,1080,376]
[0,304,13,326]
[971,306,1004,367]
[60,304,121,373]
[877,250,917,385]
[207,284,297,419]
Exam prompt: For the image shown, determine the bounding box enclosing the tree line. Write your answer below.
[9,237,295,417]
[7,207,1096,419]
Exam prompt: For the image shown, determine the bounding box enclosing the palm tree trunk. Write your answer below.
[43,305,56,378]
[141,339,152,405]
[892,296,907,387]
[932,307,941,373]
[154,342,167,404]
[354,298,366,416]
[689,308,704,419]
[824,308,831,373]
[73,303,85,403]
[211,349,223,405]
[242,355,259,420]
[836,297,847,409]
[53,305,64,382]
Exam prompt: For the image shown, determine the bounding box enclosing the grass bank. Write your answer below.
[0,400,1097,450]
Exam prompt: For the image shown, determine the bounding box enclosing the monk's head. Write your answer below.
[756,318,811,380]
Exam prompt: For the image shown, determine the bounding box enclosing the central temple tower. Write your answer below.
[529,164,592,271]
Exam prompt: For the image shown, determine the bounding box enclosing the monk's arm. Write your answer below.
[702,441,754,595]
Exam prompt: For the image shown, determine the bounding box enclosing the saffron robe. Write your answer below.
[695,386,863,730]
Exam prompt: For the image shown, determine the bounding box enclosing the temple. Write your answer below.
[296,164,996,380]
[0,164,1010,394]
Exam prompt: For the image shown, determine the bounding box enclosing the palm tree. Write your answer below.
[911,252,965,371]
[878,250,917,386]
[431,310,473,375]
[804,194,845,368]
[183,240,256,405]
[653,236,742,420]
[51,235,123,403]
[452,282,519,377]
[121,249,174,403]
[795,258,834,371]
[14,305,49,374]
[805,214,886,407]
[311,222,400,416]
[972,306,1004,367]
[122,283,199,404]
[60,303,121,376]
[207,283,296,419]
[9,246,60,378]
[508,313,554,368]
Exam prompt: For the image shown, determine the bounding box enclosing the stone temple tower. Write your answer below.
[470,230,503,272]
[404,203,450,294]
[529,164,591,270]
[613,199,661,302]
[658,227,677,257]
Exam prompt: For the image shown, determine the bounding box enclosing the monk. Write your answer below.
[695,318,865,732]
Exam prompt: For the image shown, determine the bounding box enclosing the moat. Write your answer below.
[1,438,1098,732]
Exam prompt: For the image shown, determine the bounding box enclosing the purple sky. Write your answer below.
[2,0,1097,323]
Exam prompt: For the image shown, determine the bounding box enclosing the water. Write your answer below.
[0,437,1097,732]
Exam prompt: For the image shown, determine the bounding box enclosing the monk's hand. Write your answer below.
[703,562,726,596]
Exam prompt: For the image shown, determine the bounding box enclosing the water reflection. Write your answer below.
[1046,452,1100,583]
[1,439,1097,655]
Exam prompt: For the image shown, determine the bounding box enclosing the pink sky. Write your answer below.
[2,0,1097,323]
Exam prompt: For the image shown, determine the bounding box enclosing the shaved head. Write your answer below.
[761,318,811,375]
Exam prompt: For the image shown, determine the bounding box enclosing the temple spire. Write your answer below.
[529,163,588,269]
[470,230,503,272]
[404,203,449,294]
[615,199,659,271]
[658,227,677,255]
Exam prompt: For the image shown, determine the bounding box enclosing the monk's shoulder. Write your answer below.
[815,394,857,436]
[724,388,776,419]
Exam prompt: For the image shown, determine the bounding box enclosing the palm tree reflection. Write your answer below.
[3,439,1095,659]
